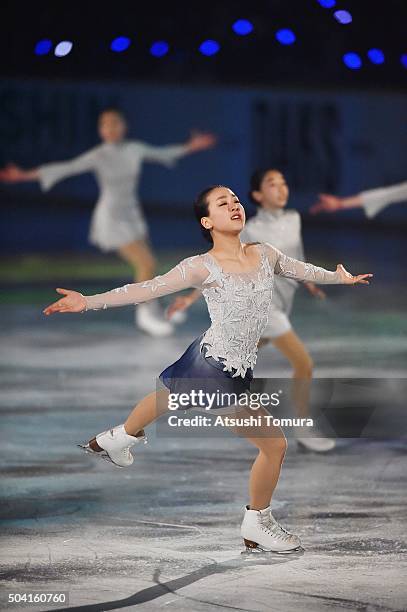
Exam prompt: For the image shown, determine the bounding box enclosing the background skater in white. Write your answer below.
[0,107,216,336]
[43,185,372,553]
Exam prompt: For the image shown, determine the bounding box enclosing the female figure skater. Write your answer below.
[310,180,407,218]
[168,169,335,452]
[0,107,216,336]
[43,185,371,553]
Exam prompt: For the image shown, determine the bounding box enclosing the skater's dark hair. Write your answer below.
[98,107,127,121]
[249,167,282,205]
[194,185,227,244]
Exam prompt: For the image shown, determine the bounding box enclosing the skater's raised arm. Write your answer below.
[37,149,98,192]
[138,131,217,168]
[310,181,407,218]
[0,163,40,183]
[0,150,95,191]
[0,149,98,192]
[264,243,372,285]
[309,193,363,215]
[43,255,210,315]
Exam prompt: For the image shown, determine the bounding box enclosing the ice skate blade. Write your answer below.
[77,443,125,468]
[243,538,303,554]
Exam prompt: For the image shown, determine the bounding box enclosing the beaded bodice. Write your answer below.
[199,245,274,377]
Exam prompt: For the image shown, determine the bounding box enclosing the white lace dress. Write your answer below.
[38,140,188,251]
[84,242,342,399]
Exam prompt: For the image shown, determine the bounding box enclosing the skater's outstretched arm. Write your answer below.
[139,131,217,168]
[0,149,97,192]
[309,193,363,215]
[43,255,210,315]
[310,180,407,218]
[0,163,40,183]
[264,243,372,285]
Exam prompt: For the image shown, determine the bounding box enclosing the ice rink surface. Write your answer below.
[1,277,406,611]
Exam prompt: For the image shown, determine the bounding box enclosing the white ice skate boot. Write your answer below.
[78,424,147,468]
[293,425,336,452]
[135,303,174,337]
[240,505,302,553]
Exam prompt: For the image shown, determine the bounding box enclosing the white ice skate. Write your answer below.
[78,424,147,468]
[293,425,336,453]
[240,505,302,553]
[135,303,174,337]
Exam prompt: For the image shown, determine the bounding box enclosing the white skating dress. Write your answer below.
[240,209,305,338]
[84,242,342,393]
[38,140,188,251]
[360,181,407,218]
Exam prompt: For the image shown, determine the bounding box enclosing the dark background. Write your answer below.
[2,0,406,90]
[1,0,406,255]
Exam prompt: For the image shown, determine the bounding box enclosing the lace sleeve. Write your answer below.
[83,255,208,311]
[264,243,341,284]
[137,141,189,168]
[360,181,407,218]
[38,148,98,191]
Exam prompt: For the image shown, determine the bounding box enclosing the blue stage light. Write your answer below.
[150,41,169,57]
[367,49,385,65]
[54,41,73,57]
[35,40,52,56]
[199,40,220,56]
[317,0,336,7]
[343,52,362,69]
[110,37,131,52]
[232,19,254,36]
[401,54,407,68]
[334,10,352,24]
[276,29,296,45]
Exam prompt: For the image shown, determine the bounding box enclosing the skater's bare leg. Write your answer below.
[124,389,170,435]
[88,389,169,453]
[272,330,312,418]
[271,330,313,418]
[118,239,157,282]
[228,408,287,510]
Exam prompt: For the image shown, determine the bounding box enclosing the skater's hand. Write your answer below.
[166,295,193,320]
[0,163,39,183]
[309,194,343,215]
[43,288,87,315]
[304,282,326,299]
[335,265,373,285]
[186,131,217,153]
[0,163,25,183]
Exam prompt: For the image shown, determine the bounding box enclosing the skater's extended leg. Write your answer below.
[118,239,157,282]
[272,330,335,452]
[272,330,313,418]
[81,389,170,467]
[124,389,170,435]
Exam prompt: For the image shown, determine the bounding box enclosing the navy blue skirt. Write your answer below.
[158,334,253,410]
